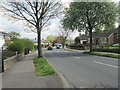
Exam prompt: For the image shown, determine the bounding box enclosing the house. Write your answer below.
[79,27,119,45]
[0,31,12,48]
[0,31,5,48]
[78,34,88,45]
[107,27,119,45]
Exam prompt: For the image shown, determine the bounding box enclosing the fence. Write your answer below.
[3,54,24,71]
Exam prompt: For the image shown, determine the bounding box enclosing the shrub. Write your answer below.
[21,38,34,51]
[93,48,120,54]
[68,44,85,50]
[2,50,16,60]
[8,40,24,54]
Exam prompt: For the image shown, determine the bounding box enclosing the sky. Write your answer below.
[0,0,119,40]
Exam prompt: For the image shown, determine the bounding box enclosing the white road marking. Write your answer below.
[74,57,80,59]
[93,61,118,68]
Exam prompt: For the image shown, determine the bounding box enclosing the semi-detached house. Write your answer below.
[79,26,119,45]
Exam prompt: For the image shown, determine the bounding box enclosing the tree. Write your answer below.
[9,31,20,40]
[74,36,80,44]
[57,25,72,48]
[62,2,117,52]
[46,35,55,43]
[2,0,62,57]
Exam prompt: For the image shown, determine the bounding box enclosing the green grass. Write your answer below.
[101,45,119,49]
[84,52,120,59]
[33,58,57,76]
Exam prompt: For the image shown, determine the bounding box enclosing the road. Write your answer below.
[0,50,2,73]
[44,48,118,88]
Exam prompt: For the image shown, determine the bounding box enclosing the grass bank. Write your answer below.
[33,58,57,76]
[84,52,120,59]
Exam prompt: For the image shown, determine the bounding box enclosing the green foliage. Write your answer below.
[9,31,20,40]
[2,50,16,60]
[74,36,80,44]
[69,44,84,50]
[8,40,24,54]
[46,35,55,43]
[84,52,120,59]
[62,2,118,32]
[8,38,34,54]
[21,38,34,51]
[93,48,119,54]
[33,58,57,76]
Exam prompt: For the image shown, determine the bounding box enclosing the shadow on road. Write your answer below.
[44,51,89,58]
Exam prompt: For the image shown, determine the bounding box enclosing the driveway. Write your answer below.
[44,48,118,88]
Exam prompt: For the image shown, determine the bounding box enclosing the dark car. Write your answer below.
[47,46,52,50]
[56,45,60,49]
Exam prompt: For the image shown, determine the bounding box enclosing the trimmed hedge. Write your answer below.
[93,48,120,54]
[84,52,120,59]
[68,44,85,50]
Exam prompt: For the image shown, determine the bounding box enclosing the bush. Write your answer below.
[93,48,120,54]
[21,38,34,54]
[8,39,34,55]
[21,38,34,51]
[68,44,85,50]
[2,50,16,60]
[8,40,24,54]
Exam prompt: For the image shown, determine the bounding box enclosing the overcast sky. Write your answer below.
[0,0,119,40]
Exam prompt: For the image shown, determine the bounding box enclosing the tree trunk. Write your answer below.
[89,29,93,52]
[37,30,42,58]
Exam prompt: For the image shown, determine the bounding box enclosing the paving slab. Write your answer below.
[2,51,63,88]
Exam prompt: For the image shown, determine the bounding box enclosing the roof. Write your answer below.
[79,27,119,39]
[79,34,88,40]
[0,31,7,35]
[92,32,110,38]
[112,25,120,33]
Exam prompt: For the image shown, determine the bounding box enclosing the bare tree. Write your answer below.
[1,0,62,58]
[57,25,72,48]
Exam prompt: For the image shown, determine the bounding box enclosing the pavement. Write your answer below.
[2,51,63,88]
[44,48,118,88]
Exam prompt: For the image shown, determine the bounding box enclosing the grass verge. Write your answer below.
[84,52,120,59]
[33,57,57,76]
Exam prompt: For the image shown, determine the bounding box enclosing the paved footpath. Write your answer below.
[2,51,63,88]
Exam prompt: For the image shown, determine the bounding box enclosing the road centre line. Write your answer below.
[93,61,118,68]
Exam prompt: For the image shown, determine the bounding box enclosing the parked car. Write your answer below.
[47,46,52,50]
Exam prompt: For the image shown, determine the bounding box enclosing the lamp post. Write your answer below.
[1,46,4,72]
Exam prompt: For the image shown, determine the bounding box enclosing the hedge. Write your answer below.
[68,44,85,50]
[8,40,24,54]
[93,48,120,54]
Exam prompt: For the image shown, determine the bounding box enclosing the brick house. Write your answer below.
[79,27,119,45]
[108,27,119,44]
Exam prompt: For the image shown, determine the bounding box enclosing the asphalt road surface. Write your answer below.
[44,48,118,88]
[0,51,2,73]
